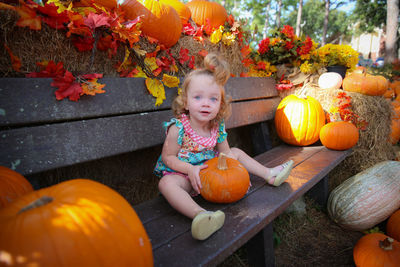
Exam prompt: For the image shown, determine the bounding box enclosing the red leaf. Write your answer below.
[36,2,69,29]
[84,12,110,31]
[26,60,65,78]
[4,44,21,72]
[15,2,41,30]
[81,73,103,80]
[188,56,195,69]
[198,49,208,57]
[179,48,190,65]
[72,36,94,52]
[51,71,82,101]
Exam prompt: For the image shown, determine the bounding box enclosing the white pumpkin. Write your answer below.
[328,161,400,231]
[318,72,343,90]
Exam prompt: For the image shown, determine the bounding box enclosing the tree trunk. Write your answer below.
[276,0,282,28]
[322,0,330,46]
[263,1,272,38]
[296,0,303,36]
[385,0,399,64]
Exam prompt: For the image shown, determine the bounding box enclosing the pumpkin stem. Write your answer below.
[217,153,228,170]
[18,196,53,214]
[379,237,394,251]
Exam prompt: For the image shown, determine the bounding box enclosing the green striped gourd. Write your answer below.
[328,161,400,231]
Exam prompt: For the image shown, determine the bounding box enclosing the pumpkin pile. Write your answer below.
[0,167,153,266]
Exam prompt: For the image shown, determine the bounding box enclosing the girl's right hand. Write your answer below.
[188,164,208,194]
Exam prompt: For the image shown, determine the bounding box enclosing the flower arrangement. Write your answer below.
[253,25,318,66]
[301,44,359,74]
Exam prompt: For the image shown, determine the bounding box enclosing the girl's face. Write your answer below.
[185,74,221,125]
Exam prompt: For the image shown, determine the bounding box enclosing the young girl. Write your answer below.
[154,53,293,240]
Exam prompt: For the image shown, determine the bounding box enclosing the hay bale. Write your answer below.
[0,10,245,77]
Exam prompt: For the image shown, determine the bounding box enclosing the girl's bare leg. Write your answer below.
[230,147,293,185]
[158,174,204,219]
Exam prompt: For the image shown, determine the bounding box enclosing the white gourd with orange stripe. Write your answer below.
[328,161,400,231]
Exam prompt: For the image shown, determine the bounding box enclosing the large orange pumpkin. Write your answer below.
[387,209,400,242]
[0,179,153,266]
[319,117,359,151]
[343,73,389,96]
[353,233,400,267]
[121,0,182,48]
[275,95,326,146]
[0,166,33,208]
[186,0,227,29]
[200,153,250,203]
[160,0,191,24]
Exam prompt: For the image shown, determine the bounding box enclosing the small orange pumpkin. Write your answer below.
[186,0,227,29]
[343,73,389,96]
[121,0,182,47]
[387,209,400,242]
[353,233,400,267]
[275,95,326,146]
[319,114,359,150]
[0,166,34,208]
[0,179,153,266]
[200,153,250,203]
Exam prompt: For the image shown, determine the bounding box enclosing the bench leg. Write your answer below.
[306,175,329,207]
[250,121,272,155]
[246,222,275,267]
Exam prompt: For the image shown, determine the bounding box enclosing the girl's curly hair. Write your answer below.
[172,53,231,125]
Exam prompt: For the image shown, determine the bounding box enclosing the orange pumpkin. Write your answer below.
[390,80,400,98]
[161,0,191,24]
[121,0,182,48]
[200,153,250,203]
[319,115,359,150]
[275,95,326,146]
[390,119,400,144]
[0,179,153,266]
[186,0,227,29]
[353,233,400,267]
[0,166,33,208]
[387,209,400,242]
[343,73,389,96]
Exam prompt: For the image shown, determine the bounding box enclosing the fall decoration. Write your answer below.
[387,209,400,242]
[121,0,182,48]
[75,0,118,10]
[318,72,343,90]
[320,113,359,151]
[275,95,325,146]
[200,153,250,203]
[186,0,227,30]
[353,233,400,267]
[343,73,389,96]
[0,179,153,266]
[0,166,34,208]
[328,161,400,231]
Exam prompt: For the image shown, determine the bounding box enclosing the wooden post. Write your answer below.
[246,222,275,267]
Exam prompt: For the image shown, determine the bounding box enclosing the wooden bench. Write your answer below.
[0,77,351,266]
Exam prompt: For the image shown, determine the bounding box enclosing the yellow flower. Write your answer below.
[210,26,224,44]
[300,61,312,73]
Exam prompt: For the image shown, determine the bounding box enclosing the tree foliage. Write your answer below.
[349,0,387,34]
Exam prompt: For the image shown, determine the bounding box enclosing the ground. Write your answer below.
[219,197,365,267]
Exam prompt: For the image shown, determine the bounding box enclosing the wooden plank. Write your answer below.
[0,77,277,127]
[142,146,351,267]
[0,99,279,176]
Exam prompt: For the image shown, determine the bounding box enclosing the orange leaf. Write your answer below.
[0,2,16,10]
[15,3,41,30]
[81,78,106,96]
[4,44,21,72]
[198,50,208,57]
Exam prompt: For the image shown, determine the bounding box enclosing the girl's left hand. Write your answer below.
[188,164,208,194]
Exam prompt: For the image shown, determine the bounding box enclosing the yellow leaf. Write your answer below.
[47,0,71,13]
[145,78,165,106]
[132,66,147,78]
[117,47,131,72]
[81,79,106,96]
[162,74,180,88]
[210,26,224,44]
[222,32,235,46]
[144,57,158,72]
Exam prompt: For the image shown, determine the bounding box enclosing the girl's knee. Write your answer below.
[231,147,244,158]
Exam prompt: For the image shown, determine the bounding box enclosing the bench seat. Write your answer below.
[135,144,351,267]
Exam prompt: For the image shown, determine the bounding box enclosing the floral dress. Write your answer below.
[154,113,227,178]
